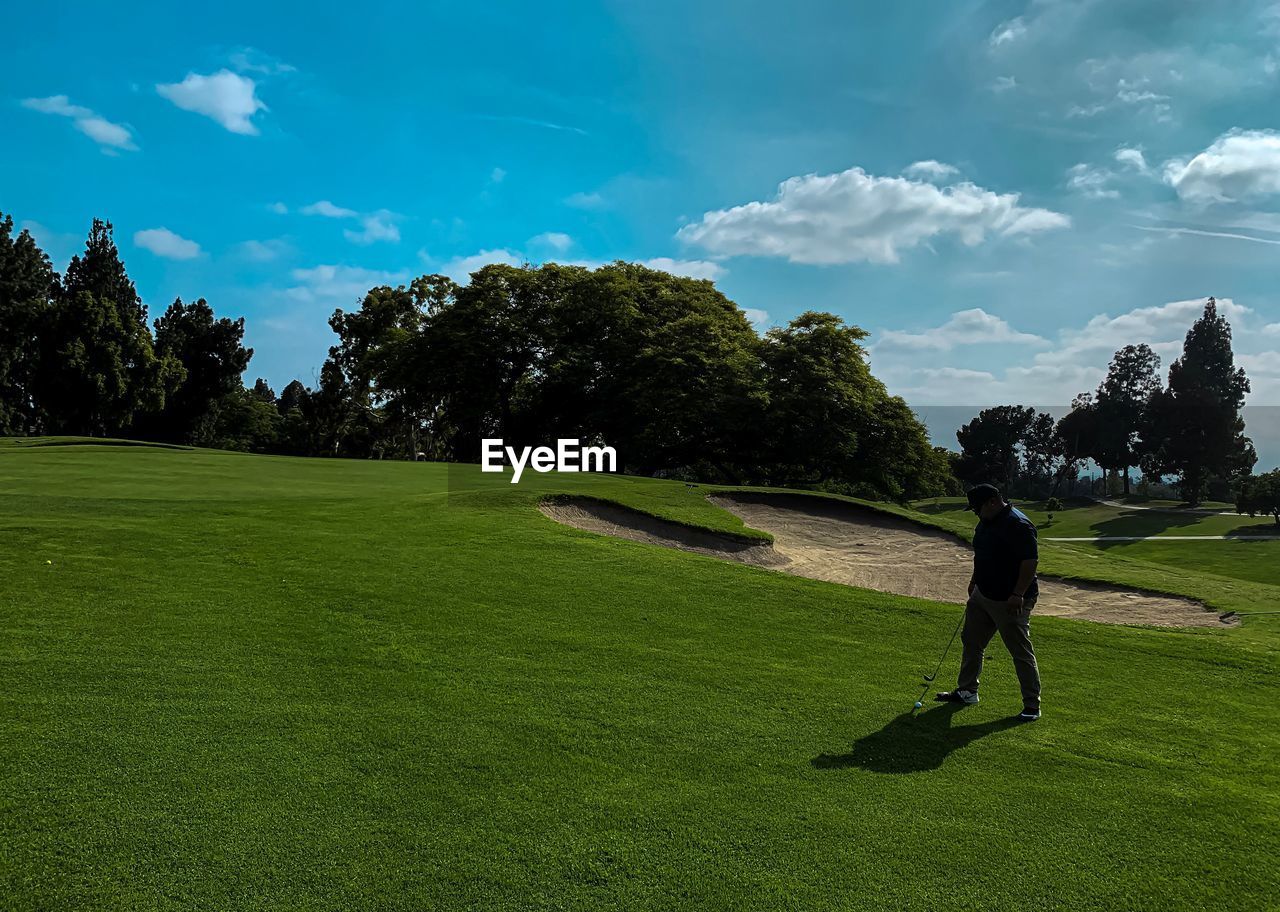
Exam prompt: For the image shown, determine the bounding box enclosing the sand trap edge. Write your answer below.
[538,495,787,568]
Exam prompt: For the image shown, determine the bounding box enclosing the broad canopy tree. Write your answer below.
[310,263,951,499]
[1237,470,1280,525]
[149,297,253,444]
[1092,343,1161,495]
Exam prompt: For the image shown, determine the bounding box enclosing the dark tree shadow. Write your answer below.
[812,703,1027,774]
[1223,521,1280,537]
[1089,509,1204,549]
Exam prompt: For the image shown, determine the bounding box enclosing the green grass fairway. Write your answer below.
[3,444,1279,910]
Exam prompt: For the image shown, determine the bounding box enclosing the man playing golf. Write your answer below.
[937,483,1042,721]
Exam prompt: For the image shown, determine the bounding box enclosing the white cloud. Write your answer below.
[565,191,606,209]
[640,257,724,280]
[529,231,574,253]
[268,201,289,215]
[439,249,524,283]
[301,200,358,218]
[134,227,201,260]
[989,17,1027,48]
[299,201,400,245]
[344,211,400,245]
[1066,163,1119,198]
[1041,297,1253,370]
[1114,147,1149,173]
[476,114,587,135]
[990,75,1018,93]
[743,308,771,331]
[1066,80,1170,121]
[918,367,999,385]
[877,308,1049,352]
[228,48,295,76]
[431,247,726,284]
[902,160,959,181]
[677,166,1069,265]
[1134,225,1280,247]
[236,239,291,262]
[21,95,137,152]
[156,70,266,135]
[490,167,507,184]
[1239,350,1280,374]
[873,296,1280,405]
[1163,129,1280,203]
[284,264,410,304]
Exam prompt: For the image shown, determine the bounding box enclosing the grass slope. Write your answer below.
[2,443,1278,910]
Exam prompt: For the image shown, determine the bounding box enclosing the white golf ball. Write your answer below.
[914,701,923,709]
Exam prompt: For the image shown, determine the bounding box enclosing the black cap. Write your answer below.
[966,483,1001,512]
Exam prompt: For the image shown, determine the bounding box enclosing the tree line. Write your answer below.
[951,298,1257,505]
[4,210,1261,506]
[0,211,956,501]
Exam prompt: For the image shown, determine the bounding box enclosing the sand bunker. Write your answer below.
[542,493,1231,628]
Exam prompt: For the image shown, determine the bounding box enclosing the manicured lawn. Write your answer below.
[3,443,1278,910]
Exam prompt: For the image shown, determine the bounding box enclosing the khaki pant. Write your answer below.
[958,589,1041,711]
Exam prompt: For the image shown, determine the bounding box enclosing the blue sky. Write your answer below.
[4,0,1280,409]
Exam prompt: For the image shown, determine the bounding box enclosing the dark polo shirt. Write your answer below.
[973,503,1039,601]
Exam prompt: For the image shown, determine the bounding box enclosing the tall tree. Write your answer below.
[758,311,945,498]
[250,378,276,404]
[37,291,140,435]
[1055,393,1100,495]
[40,219,176,433]
[326,276,453,458]
[1092,344,1161,495]
[1141,298,1255,503]
[1237,470,1280,526]
[275,380,314,454]
[1021,410,1063,487]
[761,312,873,486]
[955,405,1036,487]
[277,380,309,416]
[629,305,764,479]
[151,297,253,443]
[409,264,546,460]
[0,213,54,434]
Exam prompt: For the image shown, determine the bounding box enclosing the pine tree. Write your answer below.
[1141,298,1255,504]
[251,378,276,404]
[41,219,176,433]
[0,213,55,434]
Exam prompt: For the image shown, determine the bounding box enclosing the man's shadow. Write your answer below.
[812,703,1026,774]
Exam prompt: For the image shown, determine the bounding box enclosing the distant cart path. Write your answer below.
[1090,497,1237,515]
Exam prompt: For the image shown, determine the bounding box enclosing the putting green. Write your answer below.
[2,442,1278,910]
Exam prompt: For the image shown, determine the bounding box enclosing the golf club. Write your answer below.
[911,606,966,714]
